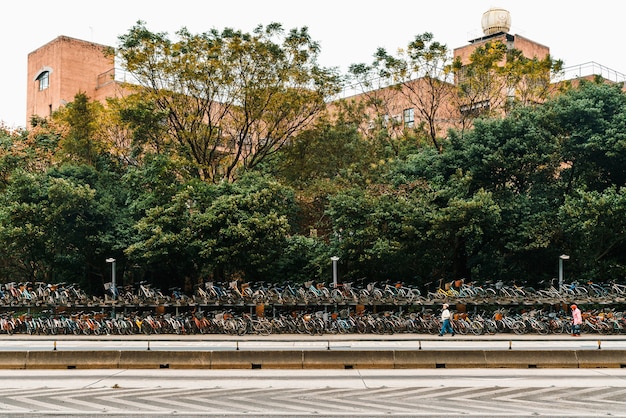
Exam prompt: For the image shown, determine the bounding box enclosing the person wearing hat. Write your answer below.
[439,303,455,337]
[571,304,582,336]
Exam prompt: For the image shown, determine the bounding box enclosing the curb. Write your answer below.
[0,349,624,369]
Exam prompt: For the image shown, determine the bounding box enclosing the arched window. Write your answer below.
[34,68,52,91]
[37,71,49,90]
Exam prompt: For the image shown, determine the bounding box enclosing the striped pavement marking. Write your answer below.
[0,385,624,416]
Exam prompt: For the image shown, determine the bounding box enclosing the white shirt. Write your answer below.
[441,308,450,321]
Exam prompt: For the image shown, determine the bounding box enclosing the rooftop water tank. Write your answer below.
[481,7,511,35]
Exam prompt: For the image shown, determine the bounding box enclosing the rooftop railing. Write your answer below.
[557,61,626,84]
[100,61,625,98]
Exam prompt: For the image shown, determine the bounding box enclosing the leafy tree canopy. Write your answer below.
[116,21,343,182]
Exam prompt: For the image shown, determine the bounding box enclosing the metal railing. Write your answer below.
[100,60,625,99]
[96,67,141,89]
[557,61,626,84]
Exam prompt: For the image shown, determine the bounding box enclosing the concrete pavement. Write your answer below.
[0,368,625,416]
[0,332,624,351]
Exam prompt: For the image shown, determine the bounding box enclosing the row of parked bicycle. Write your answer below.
[1,307,624,336]
[3,279,626,307]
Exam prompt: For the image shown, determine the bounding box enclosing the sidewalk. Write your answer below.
[0,332,624,352]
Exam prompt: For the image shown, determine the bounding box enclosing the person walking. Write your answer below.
[571,304,582,336]
[439,303,455,336]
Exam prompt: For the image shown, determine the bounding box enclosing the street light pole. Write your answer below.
[559,254,570,293]
[330,256,339,288]
[106,258,116,301]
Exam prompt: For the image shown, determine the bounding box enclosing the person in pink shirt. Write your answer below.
[571,304,582,336]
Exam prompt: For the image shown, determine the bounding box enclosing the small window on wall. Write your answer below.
[403,108,414,128]
[37,71,49,91]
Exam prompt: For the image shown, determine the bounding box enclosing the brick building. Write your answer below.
[453,8,550,66]
[26,36,123,123]
[331,7,555,141]
[25,8,625,131]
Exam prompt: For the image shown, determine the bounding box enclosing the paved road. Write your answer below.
[0,368,625,416]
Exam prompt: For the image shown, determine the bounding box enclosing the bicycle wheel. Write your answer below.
[256,321,272,336]
[533,321,549,335]
[355,319,367,334]
[236,319,247,336]
[483,320,498,335]
[469,320,484,335]
[511,321,526,334]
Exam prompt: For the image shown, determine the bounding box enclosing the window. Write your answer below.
[37,71,49,91]
[403,108,415,128]
[459,99,491,117]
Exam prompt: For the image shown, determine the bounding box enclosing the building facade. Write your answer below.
[26,36,121,124]
[25,9,625,133]
[453,8,550,66]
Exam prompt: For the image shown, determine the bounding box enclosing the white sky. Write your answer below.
[2,0,624,129]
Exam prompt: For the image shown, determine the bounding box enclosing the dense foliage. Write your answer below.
[1,24,625,296]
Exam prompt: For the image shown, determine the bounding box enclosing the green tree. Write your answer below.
[446,107,562,197]
[560,187,626,279]
[126,172,296,286]
[190,173,295,281]
[504,49,564,109]
[382,96,567,283]
[0,164,128,293]
[441,108,563,281]
[116,21,342,182]
[452,40,563,132]
[271,234,329,284]
[122,154,194,288]
[0,170,51,281]
[53,92,107,165]
[325,187,413,282]
[547,80,626,191]
[349,33,455,152]
[0,124,32,190]
[270,118,380,186]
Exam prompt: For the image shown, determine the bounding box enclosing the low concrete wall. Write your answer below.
[435,351,490,368]
[1,349,625,369]
[211,350,303,369]
[392,350,581,368]
[485,350,579,368]
[304,350,394,369]
[394,350,490,368]
[394,350,439,368]
[577,350,626,368]
[119,351,212,369]
[0,352,28,369]
[26,350,120,369]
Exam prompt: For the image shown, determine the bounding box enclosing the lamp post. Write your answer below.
[330,256,339,288]
[106,258,116,301]
[558,254,570,293]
